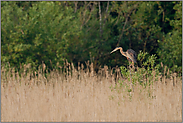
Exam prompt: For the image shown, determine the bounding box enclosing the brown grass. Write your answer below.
[1,62,182,122]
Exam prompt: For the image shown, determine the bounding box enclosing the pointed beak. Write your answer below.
[110,50,114,54]
[110,48,117,54]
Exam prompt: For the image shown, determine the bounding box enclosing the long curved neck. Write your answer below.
[120,48,127,57]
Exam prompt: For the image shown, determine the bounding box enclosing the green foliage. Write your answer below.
[1,1,81,70]
[110,51,160,98]
[120,51,160,87]
[157,1,182,75]
[128,2,163,54]
[1,1,181,75]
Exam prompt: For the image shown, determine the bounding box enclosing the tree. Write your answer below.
[157,1,182,74]
[1,1,181,75]
[1,1,81,70]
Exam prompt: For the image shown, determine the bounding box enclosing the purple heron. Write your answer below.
[110,47,137,68]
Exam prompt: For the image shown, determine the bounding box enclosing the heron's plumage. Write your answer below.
[126,49,137,63]
[110,47,137,68]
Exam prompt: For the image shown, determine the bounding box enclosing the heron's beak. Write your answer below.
[110,48,117,54]
[110,51,114,54]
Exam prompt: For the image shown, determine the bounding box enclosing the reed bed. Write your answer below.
[1,62,182,122]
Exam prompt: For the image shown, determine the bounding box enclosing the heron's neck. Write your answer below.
[120,48,124,53]
[120,48,125,55]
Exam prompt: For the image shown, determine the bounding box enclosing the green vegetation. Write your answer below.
[1,1,182,75]
[110,51,160,96]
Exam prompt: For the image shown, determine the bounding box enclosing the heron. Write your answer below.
[111,47,137,92]
[110,47,137,68]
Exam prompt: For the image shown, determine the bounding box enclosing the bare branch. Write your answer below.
[112,12,120,28]
[80,2,92,29]
[74,2,78,13]
[103,2,114,25]
[116,2,140,47]
[99,1,102,37]
[106,1,109,13]
[84,4,95,25]
[117,15,128,47]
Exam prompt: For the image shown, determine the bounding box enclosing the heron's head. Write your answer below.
[110,47,123,54]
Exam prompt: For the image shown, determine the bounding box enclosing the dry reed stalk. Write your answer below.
[163,66,166,84]
[1,62,182,122]
[173,73,177,86]
[167,68,170,77]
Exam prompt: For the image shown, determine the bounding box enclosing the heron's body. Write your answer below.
[110,47,137,68]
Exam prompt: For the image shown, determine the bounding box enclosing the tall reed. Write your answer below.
[1,61,182,122]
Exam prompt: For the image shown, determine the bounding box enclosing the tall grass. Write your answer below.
[1,61,182,122]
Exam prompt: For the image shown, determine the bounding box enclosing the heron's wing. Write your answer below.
[127,49,137,63]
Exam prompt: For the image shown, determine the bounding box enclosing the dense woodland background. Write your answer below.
[1,1,182,75]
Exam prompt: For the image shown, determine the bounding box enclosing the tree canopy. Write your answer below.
[1,1,182,74]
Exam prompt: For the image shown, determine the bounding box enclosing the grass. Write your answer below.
[1,62,182,122]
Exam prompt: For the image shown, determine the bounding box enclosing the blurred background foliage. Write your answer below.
[1,1,182,75]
